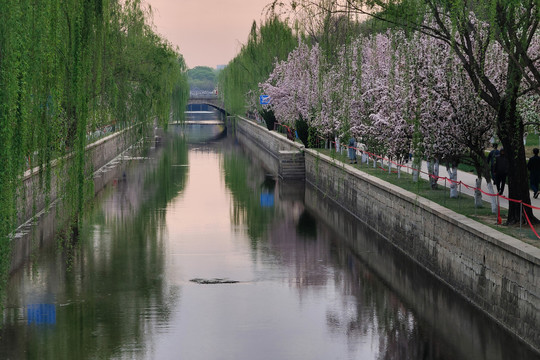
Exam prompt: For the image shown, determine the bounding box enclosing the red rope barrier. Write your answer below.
[522,206,540,240]
[499,194,523,203]
[522,202,540,211]
[376,165,399,174]
[275,122,296,141]
[497,195,502,225]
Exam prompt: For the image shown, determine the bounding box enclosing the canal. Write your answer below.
[0,109,538,359]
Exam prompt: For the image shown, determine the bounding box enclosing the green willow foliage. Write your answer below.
[0,0,188,292]
[218,17,297,116]
[222,151,275,245]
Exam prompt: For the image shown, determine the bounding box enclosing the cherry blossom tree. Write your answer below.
[259,22,515,215]
[405,30,498,207]
[260,42,321,129]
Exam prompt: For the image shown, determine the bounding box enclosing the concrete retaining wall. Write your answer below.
[235,116,540,352]
[235,117,304,179]
[18,129,134,226]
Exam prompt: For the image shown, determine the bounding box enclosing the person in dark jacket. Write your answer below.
[528,148,540,198]
[486,143,499,181]
[494,148,509,195]
[348,137,357,164]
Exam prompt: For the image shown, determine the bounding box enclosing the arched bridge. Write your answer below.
[188,94,225,111]
[179,94,228,143]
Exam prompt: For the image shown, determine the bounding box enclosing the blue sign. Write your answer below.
[259,95,270,105]
[260,192,274,207]
[27,304,56,325]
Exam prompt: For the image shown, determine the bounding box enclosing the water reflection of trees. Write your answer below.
[328,240,444,360]
[263,204,452,359]
[0,135,188,359]
[221,150,276,245]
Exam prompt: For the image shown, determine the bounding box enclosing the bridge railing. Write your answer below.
[187,95,225,112]
[189,94,219,100]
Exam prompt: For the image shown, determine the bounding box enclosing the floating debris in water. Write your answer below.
[190,278,239,284]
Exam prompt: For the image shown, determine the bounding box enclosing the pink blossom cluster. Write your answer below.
[261,42,321,128]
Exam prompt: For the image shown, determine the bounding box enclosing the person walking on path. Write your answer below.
[494,148,509,195]
[528,148,540,198]
[487,143,500,181]
[348,137,357,164]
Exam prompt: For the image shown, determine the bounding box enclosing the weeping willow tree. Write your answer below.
[218,16,297,124]
[0,0,189,297]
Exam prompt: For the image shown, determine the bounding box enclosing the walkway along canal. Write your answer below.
[0,109,539,359]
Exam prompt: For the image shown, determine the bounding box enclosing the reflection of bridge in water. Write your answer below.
[168,122,226,143]
[168,96,227,142]
[179,94,227,125]
[183,120,224,125]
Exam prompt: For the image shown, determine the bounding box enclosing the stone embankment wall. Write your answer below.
[18,129,134,226]
[235,115,540,352]
[235,116,304,179]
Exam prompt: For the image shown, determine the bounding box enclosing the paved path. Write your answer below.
[404,160,540,215]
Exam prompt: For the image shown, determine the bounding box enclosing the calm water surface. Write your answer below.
[0,116,538,359]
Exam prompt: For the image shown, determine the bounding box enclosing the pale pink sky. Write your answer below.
[146,0,272,69]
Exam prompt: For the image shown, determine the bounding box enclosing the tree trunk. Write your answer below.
[427,159,439,190]
[497,63,537,224]
[474,178,482,207]
[447,165,458,198]
[486,182,498,214]
[472,155,497,213]
[412,156,421,182]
